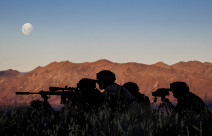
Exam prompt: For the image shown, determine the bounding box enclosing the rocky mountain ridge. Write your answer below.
[0,60,212,106]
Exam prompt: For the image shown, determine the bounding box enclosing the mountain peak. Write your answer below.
[0,69,20,78]
[153,61,168,66]
[94,59,113,64]
[152,62,171,69]
[174,60,203,65]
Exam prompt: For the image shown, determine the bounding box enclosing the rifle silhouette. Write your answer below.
[16,86,78,104]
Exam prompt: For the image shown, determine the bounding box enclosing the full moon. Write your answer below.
[22,23,33,35]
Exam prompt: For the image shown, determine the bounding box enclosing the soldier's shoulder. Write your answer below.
[106,83,121,91]
[189,92,203,101]
[188,92,207,106]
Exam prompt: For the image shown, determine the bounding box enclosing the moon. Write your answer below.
[22,23,33,35]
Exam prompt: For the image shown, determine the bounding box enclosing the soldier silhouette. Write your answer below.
[169,81,212,135]
[76,78,103,111]
[58,78,103,134]
[170,81,210,116]
[122,82,150,108]
[96,70,134,111]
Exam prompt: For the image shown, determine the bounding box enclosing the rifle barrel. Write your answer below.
[16,91,75,95]
[16,92,39,95]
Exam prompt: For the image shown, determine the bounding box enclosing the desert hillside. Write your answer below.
[0,59,212,106]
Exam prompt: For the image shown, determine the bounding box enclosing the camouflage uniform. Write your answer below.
[103,83,134,110]
[122,82,150,108]
[78,88,103,110]
[76,78,103,111]
[96,70,134,111]
[175,92,209,115]
[170,81,212,135]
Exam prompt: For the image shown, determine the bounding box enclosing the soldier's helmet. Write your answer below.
[96,70,116,82]
[122,82,139,96]
[77,78,97,90]
[170,81,189,98]
[96,70,116,89]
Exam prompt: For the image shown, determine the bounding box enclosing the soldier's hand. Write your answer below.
[40,91,49,101]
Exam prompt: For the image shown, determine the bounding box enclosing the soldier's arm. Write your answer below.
[40,91,54,112]
[122,87,135,104]
[164,98,175,111]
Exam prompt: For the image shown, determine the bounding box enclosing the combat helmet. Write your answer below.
[96,70,116,89]
[170,81,189,98]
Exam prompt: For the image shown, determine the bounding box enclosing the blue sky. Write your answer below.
[0,0,212,72]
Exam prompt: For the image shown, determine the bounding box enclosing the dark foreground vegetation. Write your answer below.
[1,103,211,136]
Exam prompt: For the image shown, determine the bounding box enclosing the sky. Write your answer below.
[0,0,212,72]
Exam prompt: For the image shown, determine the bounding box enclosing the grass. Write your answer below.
[0,102,212,136]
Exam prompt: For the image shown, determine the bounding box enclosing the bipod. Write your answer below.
[158,97,173,114]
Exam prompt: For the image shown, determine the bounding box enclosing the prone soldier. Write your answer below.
[170,81,210,116]
[152,81,212,135]
[168,81,211,135]
[96,70,134,111]
[76,78,103,111]
[122,82,150,108]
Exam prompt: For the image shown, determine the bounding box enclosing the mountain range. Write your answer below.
[0,59,212,107]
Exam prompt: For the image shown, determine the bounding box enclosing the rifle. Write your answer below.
[16,86,78,104]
